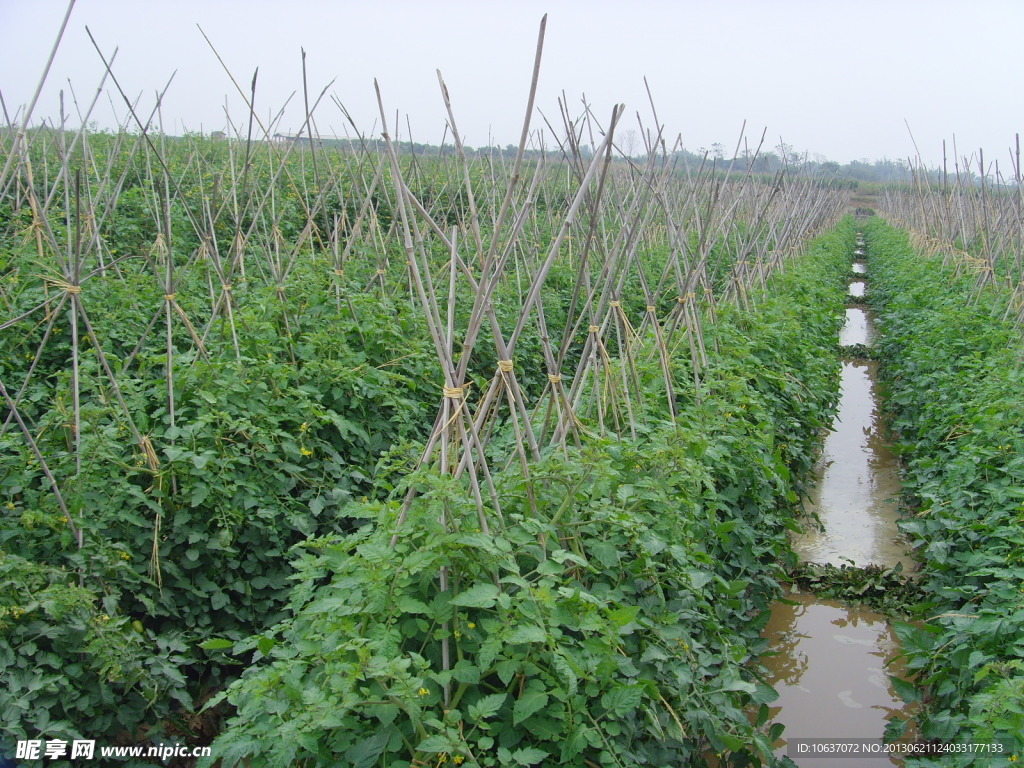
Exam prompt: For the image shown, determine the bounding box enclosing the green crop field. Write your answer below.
[3,13,1024,768]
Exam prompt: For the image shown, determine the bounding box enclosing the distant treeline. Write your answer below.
[262,132,941,187]
[0,126,956,187]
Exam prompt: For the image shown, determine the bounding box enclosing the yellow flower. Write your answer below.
[453,757,465,765]
[300,447,313,457]
[5,502,14,510]
[418,687,429,696]
[454,631,462,639]
[300,422,309,432]
[467,622,476,629]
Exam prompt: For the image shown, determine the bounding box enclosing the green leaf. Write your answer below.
[451,660,480,684]
[450,583,500,609]
[718,678,757,694]
[601,684,643,715]
[397,595,431,614]
[552,653,578,695]
[200,638,233,651]
[468,693,506,721]
[888,675,921,703]
[417,735,454,753]
[606,605,639,627]
[511,747,550,766]
[345,729,392,768]
[512,690,548,725]
[882,717,908,743]
[505,624,545,644]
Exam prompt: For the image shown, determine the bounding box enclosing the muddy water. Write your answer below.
[761,236,913,765]
[762,594,912,767]
[790,360,912,569]
[839,308,873,347]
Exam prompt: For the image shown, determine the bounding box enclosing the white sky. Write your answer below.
[1,0,1020,169]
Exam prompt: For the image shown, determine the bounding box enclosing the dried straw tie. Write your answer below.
[46,278,81,294]
[497,359,514,373]
[439,384,468,433]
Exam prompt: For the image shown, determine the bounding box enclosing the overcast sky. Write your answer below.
[1,0,1020,169]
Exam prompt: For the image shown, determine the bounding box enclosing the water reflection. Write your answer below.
[840,308,873,347]
[792,361,912,570]
[761,594,911,766]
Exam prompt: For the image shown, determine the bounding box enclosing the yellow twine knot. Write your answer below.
[609,300,621,308]
[333,269,345,276]
[497,359,514,373]
[164,293,177,301]
[677,296,687,303]
[221,284,233,292]
[376,268,387,275]
[646,305,656,313]
[547,374,562,384]
[442,386,464,399]
[65,285,82,294]
[588,325,601,333]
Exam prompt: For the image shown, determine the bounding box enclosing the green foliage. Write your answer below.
[865,218,1024,761]
[0,549,191,744]
[202,224,853,767]
[0,129,854,760]
[790,561,923,616]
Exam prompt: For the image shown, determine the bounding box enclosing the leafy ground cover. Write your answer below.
[200,223,853,767]
[0,122,852,764]
[866,218,1024,764]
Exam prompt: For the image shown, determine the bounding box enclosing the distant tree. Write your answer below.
[711,142,725,161]
[775,141,803,165]
[622,130,640,158]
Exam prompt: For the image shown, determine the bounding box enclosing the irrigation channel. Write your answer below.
[761,233,916,766]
